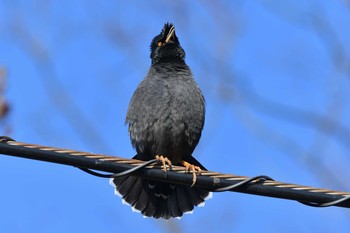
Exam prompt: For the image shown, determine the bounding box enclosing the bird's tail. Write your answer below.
[109,156,212,219]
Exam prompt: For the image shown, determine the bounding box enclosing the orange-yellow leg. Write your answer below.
[180,160,202,187]
[155,155,172,172]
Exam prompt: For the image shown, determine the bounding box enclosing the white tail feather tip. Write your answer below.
[122,199,131,206]
[109,178,116,188]
[132,206,141,213]
[198,202,205,207]
[184,210,194,215]
[205,192,213,201]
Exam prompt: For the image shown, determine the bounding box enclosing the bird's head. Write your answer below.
[150,23,185,64]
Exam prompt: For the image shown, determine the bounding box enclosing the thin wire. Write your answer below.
[0,136,15,143]
[111,159,157,177]
[78,168,114,178]
[78,159,158,178]
[214,175,274,192]
[299,195,350,207]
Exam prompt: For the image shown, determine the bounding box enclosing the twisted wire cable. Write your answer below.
[0,137,349,208]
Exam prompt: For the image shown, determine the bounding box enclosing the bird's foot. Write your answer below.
[155,155,172,172]
[180,160,202,187]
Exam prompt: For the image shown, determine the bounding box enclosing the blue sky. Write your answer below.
[1,1,350,232]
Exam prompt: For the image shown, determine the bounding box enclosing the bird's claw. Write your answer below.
[181,161,201,187]
[155,155,172,172]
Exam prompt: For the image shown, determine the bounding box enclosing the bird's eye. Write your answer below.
[157,41,163,47]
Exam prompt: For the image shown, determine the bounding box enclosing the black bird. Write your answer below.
[110,23,211,219]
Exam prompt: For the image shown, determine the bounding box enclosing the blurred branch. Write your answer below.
[228,92,349,190]
[206,13,350,188]
[8,18,113,153]
[214,64,350,190]
[0,67,11,134]
[237,84,350,150]
[262,1,350,77]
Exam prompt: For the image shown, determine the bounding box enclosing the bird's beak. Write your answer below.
[165,26,175,43]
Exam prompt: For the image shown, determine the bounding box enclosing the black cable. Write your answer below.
[80,164,350,208]
[79,162,350,209]
[212,173,350,207]
[1,137,350,209]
